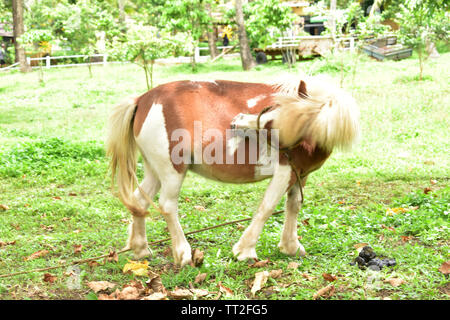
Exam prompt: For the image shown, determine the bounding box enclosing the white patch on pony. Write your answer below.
[190,80,218,86]
[201,79,218,85]
[135,103,192,266]
[135,103,170,159]
[247,95,266,109]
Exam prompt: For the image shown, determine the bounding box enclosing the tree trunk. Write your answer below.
[118,0,126,23]
[418,45,424,81]
[205,2,219,59]
[329,0,337,44]
[12,0,31,72]
[235,0,256,71]
[369,0,383,17]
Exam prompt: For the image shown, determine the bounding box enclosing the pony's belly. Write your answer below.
[189,163,270,184]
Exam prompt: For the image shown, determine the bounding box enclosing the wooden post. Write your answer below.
[194,47,200,63]
[103,53,108,66]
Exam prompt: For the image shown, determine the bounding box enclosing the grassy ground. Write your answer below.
[0,52,448,300]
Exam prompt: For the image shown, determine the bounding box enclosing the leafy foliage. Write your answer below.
[109,23,183,89]
[225,0,296,49]
[395,0,450,79]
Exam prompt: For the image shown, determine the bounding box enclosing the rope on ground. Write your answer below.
[0,210,284,279]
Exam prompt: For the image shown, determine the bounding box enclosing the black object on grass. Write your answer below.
[350,246,396,271]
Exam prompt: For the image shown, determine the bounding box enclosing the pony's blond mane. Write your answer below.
[270,75,360,152]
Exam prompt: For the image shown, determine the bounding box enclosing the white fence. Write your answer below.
[0,38,356,72]
[0,53,108,71]
[26,53,108,69]
[194,45,237,61]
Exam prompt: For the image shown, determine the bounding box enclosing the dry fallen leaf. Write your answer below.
[146,271,166,293]
[88,261,101,268]
[249,259,270,268]
[269,269,283,279]
[87,281,116,293]
[353,243,369,252]
[251,271,269,295]
[401,235,413,242]
[0,204,10,211]
[43,273,57,283]
[302,273,315,281]
[189,288,210,297]
[191,248,204,267]
[124,280,145,293]
[73,244,83,254]
[98,293,118,300]
[301,218,310,226]
[123,260,149,277]
[141,292,167,300]
[0,240,16,247]
[423,187,432,194]
[194,272,207,284]
[384,278,406,287]
[24,249,49,261]
[438,261,450,275]
[169,287,193,300]
[322,273,337,282]
[194,205,205,211]
[430,179,437,185]
[106,250,118,263]
[381,224,396,232]
[313,285,335,300]
[287,262,299,269]
[218,281,233,297]
[119,286,141,300]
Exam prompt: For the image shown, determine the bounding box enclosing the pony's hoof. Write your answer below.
[173,243,192,267]
[278,240,306,257]
[232,243,258,261]
[123,244,152,260]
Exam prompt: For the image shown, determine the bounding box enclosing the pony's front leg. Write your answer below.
[278,183,306,257]
[233,164,292,261]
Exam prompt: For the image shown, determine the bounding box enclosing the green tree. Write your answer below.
[25,0,118,54]
[226,0,296,50]
[161,0,211,71]
[19,29,53,82]
[110,24,179,90]
[395,0,449,80]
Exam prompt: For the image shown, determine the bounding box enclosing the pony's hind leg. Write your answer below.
[233,163,292,261]
[158,171,192,267]
[124,163,161,259]
[278,183,306,257]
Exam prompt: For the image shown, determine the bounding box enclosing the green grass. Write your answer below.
[0,53,449,300]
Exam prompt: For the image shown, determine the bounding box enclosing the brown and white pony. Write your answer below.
[106,76,359,266]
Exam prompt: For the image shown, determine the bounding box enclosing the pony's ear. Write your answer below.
[298,80,308,98]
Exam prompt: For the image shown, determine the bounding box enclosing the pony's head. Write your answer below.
[271,75,360,152]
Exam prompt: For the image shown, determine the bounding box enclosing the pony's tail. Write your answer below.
[273,81,360,152]
[106,97,148,217]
